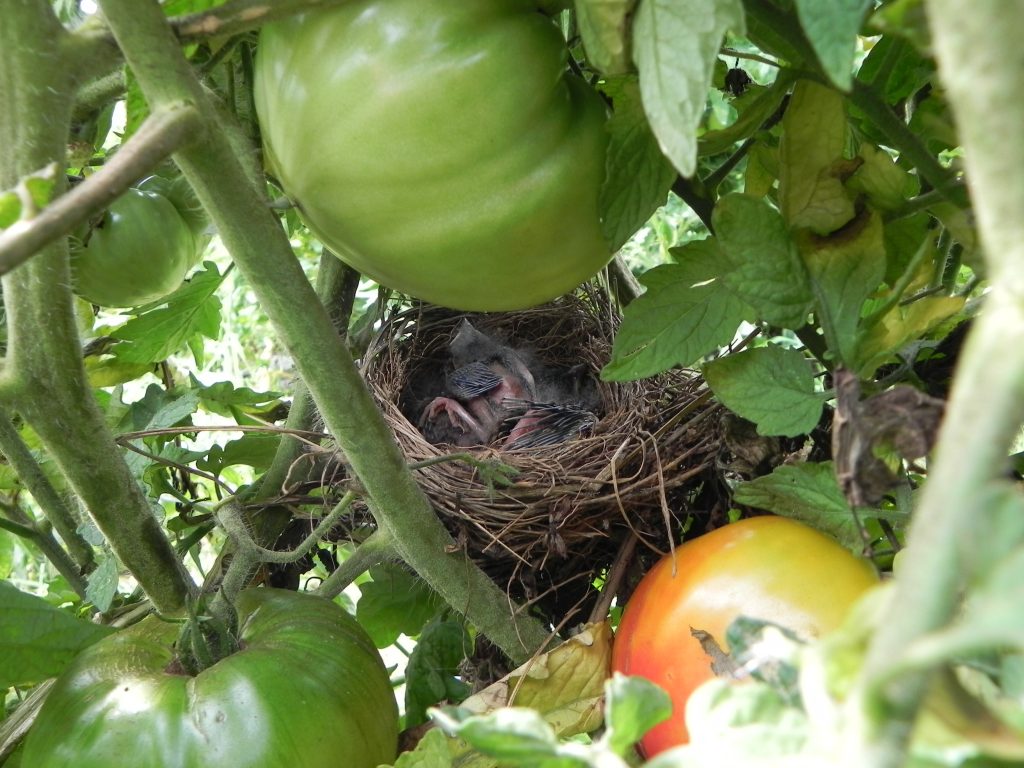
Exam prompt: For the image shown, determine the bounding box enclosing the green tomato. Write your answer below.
[254,0,610,311]
[71,187,198,307]
[22,588,399,768]
[137,173,210,244]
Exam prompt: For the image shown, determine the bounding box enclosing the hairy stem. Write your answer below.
[855,2,1024,766]
[0,0,195,615]
[98,0,551,663]
[316,528,396,599]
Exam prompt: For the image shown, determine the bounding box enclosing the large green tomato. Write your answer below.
[611,516,878,757]
[22,588,399,768]
[71,187,198,307]
[254,0,610,311]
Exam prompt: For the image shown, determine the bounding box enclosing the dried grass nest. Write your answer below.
[360,287,722,619]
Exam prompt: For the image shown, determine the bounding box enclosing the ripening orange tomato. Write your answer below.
[611,516,878,757]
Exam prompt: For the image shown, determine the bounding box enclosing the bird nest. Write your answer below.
[360,287,721,621]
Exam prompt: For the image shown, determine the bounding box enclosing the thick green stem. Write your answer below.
[98,0,551,663]
[256,254,359,502]
[0,413,94,569]
[0,0,194,615]
[855,2,1024,765]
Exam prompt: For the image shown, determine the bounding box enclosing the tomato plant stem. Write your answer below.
[316,528,396,599]
[97,0,551,663]
[855,1,1024,765]
[0,0,196,616]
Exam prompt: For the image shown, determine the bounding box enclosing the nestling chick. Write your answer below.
[418,320,536,446]
[503,400,599,449]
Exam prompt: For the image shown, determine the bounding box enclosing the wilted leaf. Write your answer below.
[460,621,613,738]
[0,580,114,689]
[632,0,745,177]
[779,80,855,234]
[719,413,782,476]
[703,346,823,438]
[832,369,944,507]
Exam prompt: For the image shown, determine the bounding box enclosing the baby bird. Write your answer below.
[418,320,536,446]
[503,400,599,449]
[502,363,601,449]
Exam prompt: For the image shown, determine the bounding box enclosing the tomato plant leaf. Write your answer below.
[732,462,864,548]
[794,0,872,91]
[430,707,564,763]
[0,580,113,689]
[84,554,119,613]
[713,194,814,328]
[903,545,1024,668]
[778,80,855,234]
[356,563,446,648]
[698,70,796,156]
[196,433,281,476]
[598,75,677,252]
[576,0,636,75]
[190,378,281,409]
[387,727,451,768]
[800,208,887,367]
[602,239,753,380]
[856,295,965,376]
[856,35,933,103]
[123,68,149,143]
[480,621,612,740]
[111,262,224,364]
[405,618,473,728]
[118,386,200,434]
[847,144,920,212]
[703,346,823,438]
[604,673,673,755]
[632,0,745,177]
[744,140,779,198]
